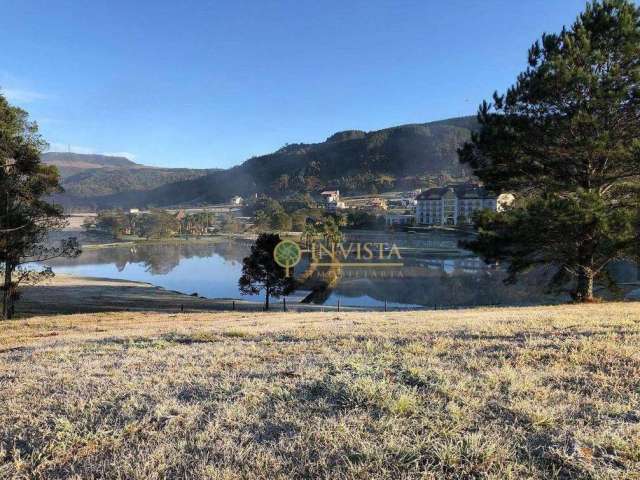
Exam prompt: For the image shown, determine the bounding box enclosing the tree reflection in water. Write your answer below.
[46,239,634,307]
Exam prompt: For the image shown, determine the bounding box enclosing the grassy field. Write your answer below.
[0,304,639,479]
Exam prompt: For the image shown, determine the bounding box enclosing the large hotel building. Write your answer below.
[415,184,513,226]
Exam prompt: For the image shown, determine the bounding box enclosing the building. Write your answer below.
[174,209,186,221]
[415,184,513,226]
[320,190,340,203]
[385,213,414,227]
[230,196,244,206]
[321,190,344,213]
[369,197,388,211]
[326,200,346,213]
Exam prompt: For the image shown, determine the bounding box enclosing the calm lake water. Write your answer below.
[46,234,638,308]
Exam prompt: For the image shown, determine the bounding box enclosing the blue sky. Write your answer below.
[1,0,590,168]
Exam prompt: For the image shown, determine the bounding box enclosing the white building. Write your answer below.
[415,184,513,226]
[230,196,244,206]
[320,190,340,203]
[321,190,344,213]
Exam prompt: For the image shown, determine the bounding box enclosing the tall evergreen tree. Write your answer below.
[459,0,640,301]
[0,94,80,319]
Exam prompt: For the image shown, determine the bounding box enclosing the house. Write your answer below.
[320,190,340,203]
[321,190,344,213]
[369,198,388,211]
[415,184,514,226]
[230,196,244,206]
[174,209,187,221]
[129,208,140,214]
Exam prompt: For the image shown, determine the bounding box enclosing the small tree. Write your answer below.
[137,209,180,239]
[320,216,343,245]
[93,210,127,238]
[459,0,640,301]
[238,233,296,310]
[0,94,81,319]
[301,222,320,247]
[219,213,240,233]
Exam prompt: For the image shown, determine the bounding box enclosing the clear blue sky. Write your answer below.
[1,0,590,168]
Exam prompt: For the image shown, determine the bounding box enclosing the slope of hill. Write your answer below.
[42,152,215,208]
[42,152,140,177]
[60,167,214,197]
[55,116,477,209]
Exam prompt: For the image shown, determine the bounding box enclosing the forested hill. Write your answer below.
[52,116,478,209]
[42,152,215,208]
[42,152,140,178]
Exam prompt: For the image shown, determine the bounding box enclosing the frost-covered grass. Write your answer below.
[1,304,639,479]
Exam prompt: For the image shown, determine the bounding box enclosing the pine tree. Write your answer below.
[0,94,80,319]
[238,233,296,310]
[459,0,640,302]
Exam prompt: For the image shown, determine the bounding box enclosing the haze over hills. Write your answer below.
[42,152,216,207]
[50,116,477,210]
[42,152,140,178]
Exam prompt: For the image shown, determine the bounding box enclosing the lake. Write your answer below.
[46,234,637,308]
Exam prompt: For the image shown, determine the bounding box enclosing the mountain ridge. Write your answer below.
[42,152,141,178]
[51,115,478,210]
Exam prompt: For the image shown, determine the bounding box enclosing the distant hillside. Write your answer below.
[53,116,478,209]
[43,152,214,208]
[42,152,140,178]
[60,167,214,197]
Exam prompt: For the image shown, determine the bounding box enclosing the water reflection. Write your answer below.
[46,236,635,308]
[49,240,250,275]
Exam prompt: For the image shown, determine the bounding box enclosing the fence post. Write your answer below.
[232,300,235,311]
[337,298,340,312]
[180,304,184,313]
[384,299,387,312]
[283,297,287,312]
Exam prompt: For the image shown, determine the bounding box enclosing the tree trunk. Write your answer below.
[2,260,11,320]
[574,269,594,302]
[264,287,270,311]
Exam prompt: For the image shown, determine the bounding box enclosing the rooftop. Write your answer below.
[416,184,497,200]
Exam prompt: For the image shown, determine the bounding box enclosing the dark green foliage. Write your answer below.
[459,0,640,301]
[60,167,211,197]
[470,193,638,288]
[91,209,180,239]
[180,211,217,235]
[250,199,292,232]
[137,210,180,239]
[41,152,215,209]
[91,211,133,238]
[218,213,241,234]
[59,117,477,209]
[0,95,80,319]
[346,211,386,230]
[238,233,296,310]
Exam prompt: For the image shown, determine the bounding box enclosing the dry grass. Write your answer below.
[1,303,639,479]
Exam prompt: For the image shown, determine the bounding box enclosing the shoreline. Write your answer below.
[18,273,355,317]
[17,272,640,318]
